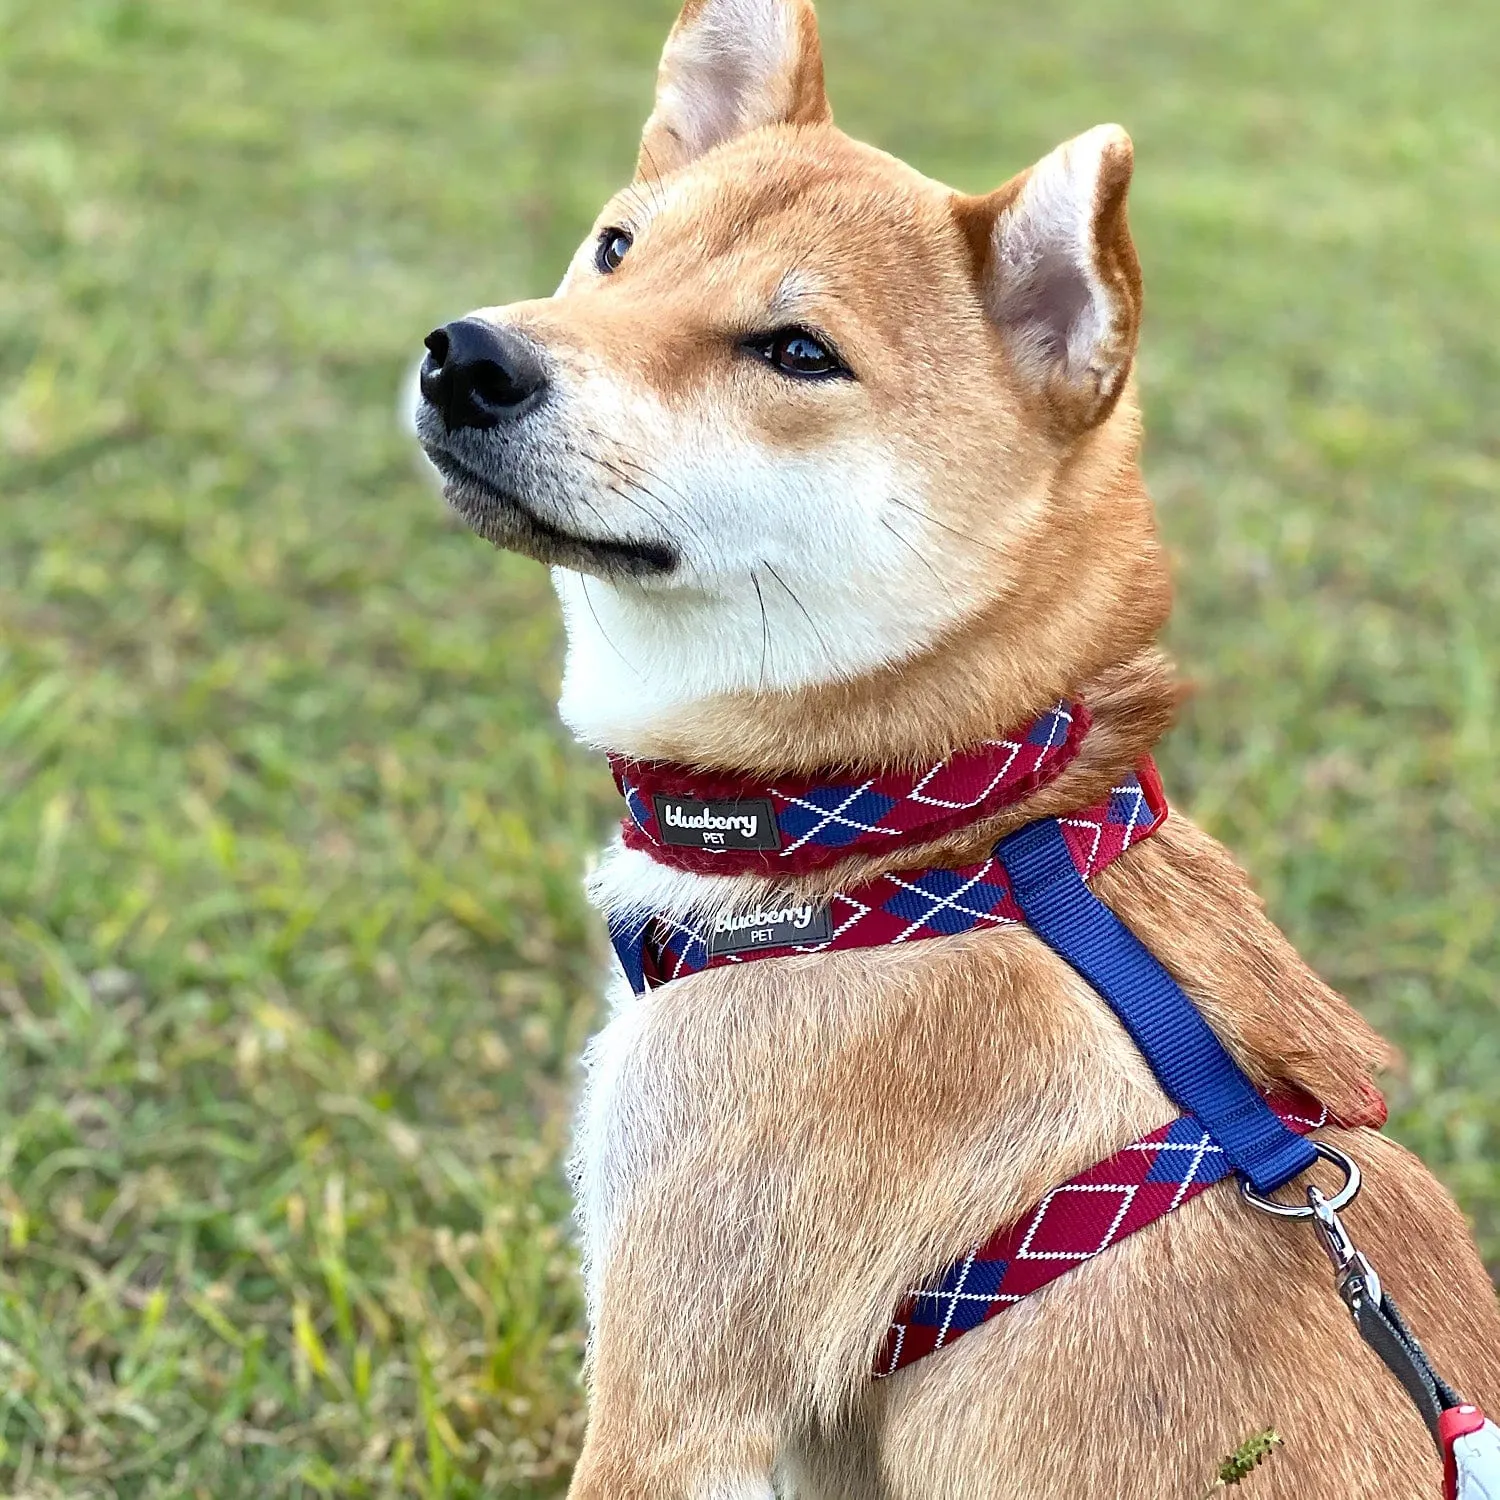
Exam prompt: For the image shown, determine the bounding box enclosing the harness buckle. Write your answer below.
[1236,1141,1362,1219]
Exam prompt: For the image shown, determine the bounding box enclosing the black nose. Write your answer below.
[419,319,548,431]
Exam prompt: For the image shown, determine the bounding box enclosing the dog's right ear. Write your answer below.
[637,0,832,179]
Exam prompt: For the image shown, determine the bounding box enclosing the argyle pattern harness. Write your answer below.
[876,1087,1386,1376]
[610,759,1168,995]
[603,718,1390,1389]
[608,699,1089,877]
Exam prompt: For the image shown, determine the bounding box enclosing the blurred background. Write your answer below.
[1,0,1497,1494]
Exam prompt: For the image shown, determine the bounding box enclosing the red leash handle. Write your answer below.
[1440,1405,1500,1500]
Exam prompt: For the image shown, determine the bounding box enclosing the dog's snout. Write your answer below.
[419,319,547,432]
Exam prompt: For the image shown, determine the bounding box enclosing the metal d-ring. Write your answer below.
[1238,1142,1363,1219]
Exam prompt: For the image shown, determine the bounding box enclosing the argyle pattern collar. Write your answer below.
[610,760,1167,995]
[608,699,1090,878]
[876,1085,1387,1376]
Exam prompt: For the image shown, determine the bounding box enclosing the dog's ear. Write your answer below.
[957,125,1141,431]
[637,0,832,179]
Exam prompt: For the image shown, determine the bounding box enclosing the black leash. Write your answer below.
[1242,1171,1499,1497]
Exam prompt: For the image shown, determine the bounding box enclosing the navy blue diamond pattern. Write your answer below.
[1143,1116,1230,1186]
[882,870,1011,935]
[777,786,898,848]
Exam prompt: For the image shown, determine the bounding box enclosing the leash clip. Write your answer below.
[1307,1184,1383,1311]
[1238,1144,1379,1307]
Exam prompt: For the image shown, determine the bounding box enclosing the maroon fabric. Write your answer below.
[628,760,1167,992]
[609,699,1091,877]
[876,1086,1387,1376]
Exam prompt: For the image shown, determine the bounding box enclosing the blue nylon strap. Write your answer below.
[995,817,1318,1195]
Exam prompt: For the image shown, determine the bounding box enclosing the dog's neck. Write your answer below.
[553,423,1175,776]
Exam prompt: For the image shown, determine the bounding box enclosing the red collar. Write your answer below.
[609,699,1090,878]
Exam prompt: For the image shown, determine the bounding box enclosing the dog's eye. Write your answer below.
[754,327,849,380]
[596,227,633,274]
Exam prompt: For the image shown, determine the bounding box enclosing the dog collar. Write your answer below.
[609,759,1166,995]
[608,698,1089,878]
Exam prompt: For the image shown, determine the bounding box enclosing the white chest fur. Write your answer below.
[571,841,792,1316]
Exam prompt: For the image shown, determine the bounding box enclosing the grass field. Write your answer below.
[1,0,1497,1494]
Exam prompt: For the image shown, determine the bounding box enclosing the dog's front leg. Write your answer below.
[568,1017,792,1500]
[566,1254,793,1500]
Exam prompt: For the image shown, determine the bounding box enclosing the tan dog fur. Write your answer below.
[414,2,1500,1494]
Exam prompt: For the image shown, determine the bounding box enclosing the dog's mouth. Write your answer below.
[422,445,678,580]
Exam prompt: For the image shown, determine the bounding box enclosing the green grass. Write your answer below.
[1,0,1496,1494]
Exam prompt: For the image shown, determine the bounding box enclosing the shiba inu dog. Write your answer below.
[412,1,1500,1495]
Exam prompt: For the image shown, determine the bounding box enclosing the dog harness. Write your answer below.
[876,1088,1371,1374]
[605,705,1499,1496]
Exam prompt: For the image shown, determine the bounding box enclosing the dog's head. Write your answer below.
[415,0,1167,759]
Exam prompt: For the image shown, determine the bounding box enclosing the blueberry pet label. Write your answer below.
[706,902,834,957]
[653,795,782,851]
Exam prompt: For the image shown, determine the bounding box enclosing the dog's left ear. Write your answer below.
[637,0,832,179]
[958,125,1142,432]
